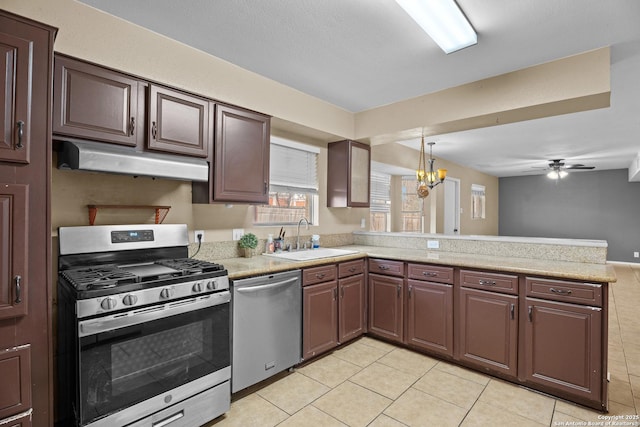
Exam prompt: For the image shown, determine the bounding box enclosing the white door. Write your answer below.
[444,178,460,235]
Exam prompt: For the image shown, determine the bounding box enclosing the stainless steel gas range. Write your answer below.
[56,224,230,427]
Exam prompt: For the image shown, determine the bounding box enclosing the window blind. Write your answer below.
[370,171,391,213]
[269,142,318,193]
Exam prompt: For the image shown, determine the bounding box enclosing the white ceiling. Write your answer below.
[79,0,640,178]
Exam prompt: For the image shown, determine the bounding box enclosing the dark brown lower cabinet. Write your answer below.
[302,281,338,360]
[368,273,403,343]
[338,274,365,344]
[458,287,518,377]
[406,279,453,357]
[523,297,602,404]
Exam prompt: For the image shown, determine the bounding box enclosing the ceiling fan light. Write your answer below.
[559,170,568,178]
[547,170,559,179]
[395,0,477,54]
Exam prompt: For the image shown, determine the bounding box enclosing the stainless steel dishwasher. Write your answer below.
[231,269,302,393]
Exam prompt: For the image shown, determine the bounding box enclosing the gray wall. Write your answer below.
[499,169,640,263]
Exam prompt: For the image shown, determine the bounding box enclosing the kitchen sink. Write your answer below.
[262,247,359,261]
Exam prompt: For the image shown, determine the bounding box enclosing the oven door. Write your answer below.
[76,291,230,427]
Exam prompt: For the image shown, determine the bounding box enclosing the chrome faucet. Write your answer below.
[296,217,310,250]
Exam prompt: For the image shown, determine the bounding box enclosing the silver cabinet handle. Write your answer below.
[408,285,412,298]
[422,271,437,277]
[151,121,158,139]
[130,117,135,135]
[528,306,533,322]
[510,303,515,320]
[396,284,401,298]
[16,121,25,149]
[378,265,390,270]
[550,288,572,295]
[14,276,22,304]
[333,287,337,300]
[478,279,496,286]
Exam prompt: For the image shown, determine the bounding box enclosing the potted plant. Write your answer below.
[238,233,258,258]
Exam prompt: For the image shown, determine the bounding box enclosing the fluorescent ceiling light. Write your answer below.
[395,0,477,54]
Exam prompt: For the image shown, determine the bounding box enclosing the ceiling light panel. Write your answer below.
[395,0,477,53]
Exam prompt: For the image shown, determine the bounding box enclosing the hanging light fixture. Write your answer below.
[416,138,447,198]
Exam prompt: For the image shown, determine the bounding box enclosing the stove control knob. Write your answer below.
[100,297,117,310]
[160,288,174,299]
[192,282,203,293]
[122,294,138,306]
[206,280,217,291]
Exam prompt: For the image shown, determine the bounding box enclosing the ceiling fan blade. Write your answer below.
[565,164,595,169]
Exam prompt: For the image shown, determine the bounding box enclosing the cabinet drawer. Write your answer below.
[303,265,337,286]
[368,259,404,277]
[460,270,518,295]
[525,277,602,307]
[407,263,454,284]
[0,345,31,420]
[338,260,365,278]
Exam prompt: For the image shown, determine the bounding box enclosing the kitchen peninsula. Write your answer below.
[199,232,615,412]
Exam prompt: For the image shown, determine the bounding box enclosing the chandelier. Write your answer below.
[416,138,447,198]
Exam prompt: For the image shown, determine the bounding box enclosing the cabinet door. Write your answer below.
[406,280,453,357]
[524,297,602,402]
[53,56,139,147]
[0,184,28,320]
[338,274,365,343]
[368,273,403,343]
[0,345,31,421]
[458,287,518,377]
[303,281,338,360]
[327,140,370,207]
[0,30,32,163]
[148,84,209,157]
[213,104,270,203]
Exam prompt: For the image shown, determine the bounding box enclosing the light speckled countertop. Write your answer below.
[202,245,617,283]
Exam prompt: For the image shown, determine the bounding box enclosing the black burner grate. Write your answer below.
[154,258,223,274]
[62,266,138,290]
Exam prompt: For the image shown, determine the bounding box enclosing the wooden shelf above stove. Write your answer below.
[87,205,171,225]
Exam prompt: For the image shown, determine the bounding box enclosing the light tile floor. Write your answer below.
[207,264,640,426]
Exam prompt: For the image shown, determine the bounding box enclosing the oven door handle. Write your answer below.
[78,291,230,337]
[235,277,298,294]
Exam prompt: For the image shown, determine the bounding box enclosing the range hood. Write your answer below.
[56,139,209,182]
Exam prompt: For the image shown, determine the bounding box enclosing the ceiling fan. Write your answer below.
[543,159,595,179]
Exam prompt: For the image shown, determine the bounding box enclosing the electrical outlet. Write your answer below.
[634,251,639,258]
[427,240,440,249]
[232,228,245,241]
[360,218,366,228]
[194,230,205,243]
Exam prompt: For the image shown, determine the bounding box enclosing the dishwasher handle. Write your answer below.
[235,277,299,293]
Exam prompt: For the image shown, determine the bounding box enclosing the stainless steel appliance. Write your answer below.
[231,270,302,393]
[56,224,230,427]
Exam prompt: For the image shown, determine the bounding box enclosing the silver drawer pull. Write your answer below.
[153,410,184,427]
[422,271,437,277]
[478,279,496,286]
[550,288,572,295]
[378,265,390,270]
[316,273,326,279]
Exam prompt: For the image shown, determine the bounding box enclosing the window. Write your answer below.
[254,139,319,225]
[370,171,391,231]
[401,176,422,231]
[471,184,486,219]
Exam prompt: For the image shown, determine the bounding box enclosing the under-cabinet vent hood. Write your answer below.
[56,139,209,182]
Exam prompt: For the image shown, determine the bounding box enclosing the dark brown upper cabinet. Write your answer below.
[0,29,33,163]
[212,104,270,203]
[147,84,210,157]
[53,55,141,147]
[327,140,370,207]
[0,184,28,320]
